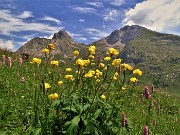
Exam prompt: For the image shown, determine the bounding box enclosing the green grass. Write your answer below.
[0,48,180,135]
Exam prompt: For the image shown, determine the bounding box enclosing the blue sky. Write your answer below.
[0,0,179,51]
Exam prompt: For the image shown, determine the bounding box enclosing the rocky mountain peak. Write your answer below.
[52,30,73,41]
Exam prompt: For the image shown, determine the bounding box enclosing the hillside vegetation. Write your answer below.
[0,46,180,134]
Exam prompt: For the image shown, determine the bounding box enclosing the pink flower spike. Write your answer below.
[143,125,148,135]
[20,77,25,83]
[2,55,5,65]
[144,86,151,99]
[122,112,126,128]
[8,57,12,68]
[19,57,23,67]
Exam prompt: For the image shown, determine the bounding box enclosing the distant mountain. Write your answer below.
[17,30,87,63]
[17,25,180,93]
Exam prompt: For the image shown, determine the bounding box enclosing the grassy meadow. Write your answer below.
[0,46,179,135]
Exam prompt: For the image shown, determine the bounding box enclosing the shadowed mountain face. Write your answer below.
[17,25,180,93]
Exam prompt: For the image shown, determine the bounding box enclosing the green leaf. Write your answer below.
[93,109,101,119]
[62,106,78,113]
[66,116,80,135]
[34,128,41,135]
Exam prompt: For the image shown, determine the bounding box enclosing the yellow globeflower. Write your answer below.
[66,68,72,72]
[99,63,105,68]
[130,77,138,83]
[108,48,119,56]
[50,61,59,66]
[96,79,100,83]
[133,69,143,76]
[31,58,41,65]
[89,55,95,59]
[104,57,111,61]
[112,58,122,67]
[83,59,90,66]
[121,87,126,91]
[76,59,85,67]
[42,48,49,55]
[65,75,73,80]
[113,76,117,80]
[84,73,93,78]
[100,94,106,100]
[121,63,133,71]
[73,50,79,56]
[89,70,95,75]
[48,44,55,50]
[48,93,58,101]
[88,45,96,54]
[45,83,51,89]
[114,72,118,76]
[58,81,63,85]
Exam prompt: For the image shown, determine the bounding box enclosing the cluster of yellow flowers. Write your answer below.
[76,59,90,67]
[130,77,138,83]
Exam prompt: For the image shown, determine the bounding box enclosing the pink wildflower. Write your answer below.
[8,57,12,68]
[144,86,151,99]
[152,85,155,93]
[20,77,25,83]
[122,112,126,128]
[143,125,148,135]
[19,57,23,67]
[2,55,5,65]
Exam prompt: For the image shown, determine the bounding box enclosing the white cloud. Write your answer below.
[18,11,33,19]
[84,28,109,38]
[0,39,15,51]
[104,9,121,21]
[0,10,63,36]
[87,2,103,7]
[123,0,180,35]
[90,37,100,40]
[41,16,61,24]
[110,0,125,6]
[73,7,96,13]
[79,19,85,22]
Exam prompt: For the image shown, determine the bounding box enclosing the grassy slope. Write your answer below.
[120,31,180,95]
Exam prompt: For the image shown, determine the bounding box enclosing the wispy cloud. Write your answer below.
[18,11,33,19]
[123,0,180,35]
[110,0,125,6]
[67,31,87,41]
[84,28,109,38]
[72,7,96,13]
[79,19,85,22]
[0,10,63,36]
[104,9,122,21]
[87,2,103,8]
[41,16,61,24]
